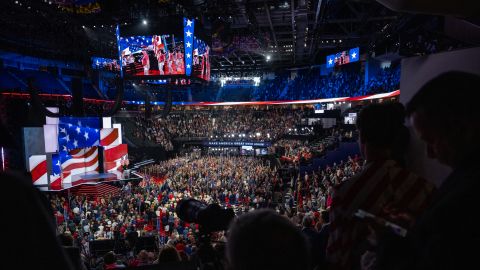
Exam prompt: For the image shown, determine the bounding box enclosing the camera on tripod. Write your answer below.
[175,198,235,234]
[175,198,235,270]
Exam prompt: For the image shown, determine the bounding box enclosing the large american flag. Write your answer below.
[27,116,128,188]
[57,117,101,184]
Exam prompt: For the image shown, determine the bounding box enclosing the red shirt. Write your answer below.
[176,242,185,252]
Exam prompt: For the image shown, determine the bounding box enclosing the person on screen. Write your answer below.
[171,49,177,75]
[193,48,199,66]
[167,49,174,75]
[157,49,166,75]
[175,48,184,73]
[204,46,210,80]
[141,50,150,75]
[153,36,161,56]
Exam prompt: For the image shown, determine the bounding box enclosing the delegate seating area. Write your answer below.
[0,67,103,98]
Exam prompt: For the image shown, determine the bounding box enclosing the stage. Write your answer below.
[47,171,143,192]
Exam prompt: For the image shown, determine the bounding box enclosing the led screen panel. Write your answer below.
[119,34,185,76]
[326,47,360,68]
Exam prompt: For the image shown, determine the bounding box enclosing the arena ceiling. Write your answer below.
[0,0,478,73]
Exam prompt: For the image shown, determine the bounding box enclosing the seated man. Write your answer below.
[226,209,310,270]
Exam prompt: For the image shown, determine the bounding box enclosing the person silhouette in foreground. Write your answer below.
[404,71,480,270]
[327,103,435,270]
[226,209,310,270]
[1,171,74,269]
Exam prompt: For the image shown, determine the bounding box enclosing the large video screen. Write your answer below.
[117,17,210,81]
[91,57,120,72]
[119,34,185,76]
[326,47,359,68]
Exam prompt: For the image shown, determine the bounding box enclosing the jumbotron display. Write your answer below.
[119,34,185,76]
[91,57,120,72]
[117,17,210,81]
[326,47,360,68]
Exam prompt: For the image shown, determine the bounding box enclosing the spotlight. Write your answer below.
[266,55,271,61]
[143,20,147,25]
[82,25,85,28]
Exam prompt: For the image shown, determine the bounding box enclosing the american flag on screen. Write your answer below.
[58,117,100,151]
[194,37,207,55]
[101,128,128,175]
[60,147,100,183]
[50,154,62,188]
[57,117,101,183]
[30,117,130,188]
[29,155,48,185]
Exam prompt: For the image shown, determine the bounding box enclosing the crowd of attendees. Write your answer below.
[101,65,401,103]
[131,108,304,150]
[160,109,302,140]
[132,116,174,151]
[272,128,355,165]
[147,156,278,209]
[48,145,364,269]
[252,66,400,101]
[48,155,277,268]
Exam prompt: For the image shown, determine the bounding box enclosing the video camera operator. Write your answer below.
[175,198,235,270]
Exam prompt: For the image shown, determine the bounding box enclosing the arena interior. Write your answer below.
[1,1,479,269]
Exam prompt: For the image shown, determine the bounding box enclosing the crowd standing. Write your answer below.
[132,108,304,150]
[48,147,364,269]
